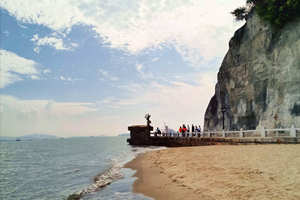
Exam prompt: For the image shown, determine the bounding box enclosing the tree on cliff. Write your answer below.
[231,0,300,28]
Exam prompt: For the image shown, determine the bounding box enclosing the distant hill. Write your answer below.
[0,134,59,141]
[0,136,15,141]
[118,133,130,137]
[21,134,59,140]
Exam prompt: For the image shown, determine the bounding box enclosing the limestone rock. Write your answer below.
[204,10,300,131]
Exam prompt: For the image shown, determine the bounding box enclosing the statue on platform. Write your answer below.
[145,113,151,126]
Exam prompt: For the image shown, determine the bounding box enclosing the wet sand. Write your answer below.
[124,145,300,200]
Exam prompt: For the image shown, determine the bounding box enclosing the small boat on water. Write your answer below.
[16,138,21,141]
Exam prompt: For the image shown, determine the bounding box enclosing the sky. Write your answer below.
[0,0,245,137]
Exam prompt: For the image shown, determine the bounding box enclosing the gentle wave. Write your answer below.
[67,145,167,199]
[78,159,124,197]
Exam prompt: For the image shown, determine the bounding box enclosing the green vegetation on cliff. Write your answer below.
[231,0,300,28]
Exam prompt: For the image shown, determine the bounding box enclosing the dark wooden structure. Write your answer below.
[127,125,153,145]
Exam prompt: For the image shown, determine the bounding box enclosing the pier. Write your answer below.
[127,125,300,147]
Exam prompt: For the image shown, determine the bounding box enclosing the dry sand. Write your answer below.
[124,144,300,200]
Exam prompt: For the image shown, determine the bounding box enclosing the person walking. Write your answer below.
[179,126,182,137]
[182,124,187,137]
[198,125,202,137]
[192,124,195,136]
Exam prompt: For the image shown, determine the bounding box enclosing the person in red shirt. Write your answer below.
[179,126,182,133]
[182,124,187,137]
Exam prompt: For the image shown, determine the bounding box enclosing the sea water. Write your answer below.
[0,137,164,200]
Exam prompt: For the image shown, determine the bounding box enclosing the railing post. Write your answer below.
[290,125,296,137]
[222,130,226,138]
[261,127,266,137]
[239,128,244,138]
[209,130,211,137]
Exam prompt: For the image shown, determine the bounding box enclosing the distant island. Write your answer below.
[94,135,108,137]
[118,133,130,137]
[0,133,131,141]
[0,133,59,141]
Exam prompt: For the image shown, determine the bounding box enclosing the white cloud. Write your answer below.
[99,70,108,76]
[43,69,51,74]
[98,72,216,130]
[70,43,78,48]
[45,100,53,110]
[59,75,84,82]
[0,94,99,137]
[31,34,77,51]
[135,63,153,79]
[4,31,9,36]
[19,24,28,29]
[88,0,245,67]
[116,82,143,92]
[30,75,41,80]
[66,77,84,82]
[0,73,216,137]
[110,77,119,81]
[151,57,159,62]
[0,50,40,88]
[136,64,143,72]
[174,70,218,85]
[33,47,40,53]
[99,69,119,81]
[98,96,138,108]
[1,0,245,67]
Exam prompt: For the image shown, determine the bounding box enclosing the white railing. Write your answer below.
[151,125,299,138]
[151,132,202,138]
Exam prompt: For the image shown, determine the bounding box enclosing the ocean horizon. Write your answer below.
[0,136,165,200]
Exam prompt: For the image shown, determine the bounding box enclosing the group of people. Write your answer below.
[178,124,201,136]
[154,124,202,137]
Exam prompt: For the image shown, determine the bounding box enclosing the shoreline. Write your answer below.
[68,145,166,200]
[124,144,300,200]
[124,148,206,200]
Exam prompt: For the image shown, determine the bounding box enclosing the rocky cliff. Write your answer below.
[204,10,300,131]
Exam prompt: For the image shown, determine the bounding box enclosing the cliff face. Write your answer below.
[204,11,300,131]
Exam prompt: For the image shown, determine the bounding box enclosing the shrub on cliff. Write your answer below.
[231,0,300,28]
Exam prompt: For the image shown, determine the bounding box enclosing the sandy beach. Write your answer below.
[124,144,300,200]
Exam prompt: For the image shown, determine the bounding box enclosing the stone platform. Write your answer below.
[127,125,299,147]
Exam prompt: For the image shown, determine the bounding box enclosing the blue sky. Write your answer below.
[0,0,244,137]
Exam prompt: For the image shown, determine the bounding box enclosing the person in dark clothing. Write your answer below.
[192,124,195,136]
[182,124,187,137]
